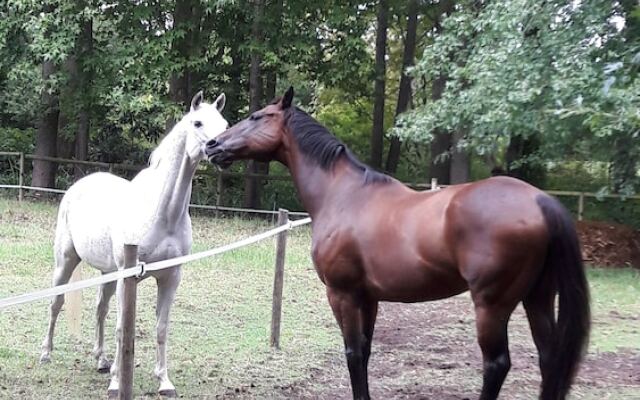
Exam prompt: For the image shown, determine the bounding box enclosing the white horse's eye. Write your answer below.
[194,121,203,128]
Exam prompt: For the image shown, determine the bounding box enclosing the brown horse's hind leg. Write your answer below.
[361,300,378,391]
[523,280,557,399]
[327,287,378,400]
[473,302,517,400]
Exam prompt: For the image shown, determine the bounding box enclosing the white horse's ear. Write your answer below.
[214,93,226,112]
[190,91,204,111]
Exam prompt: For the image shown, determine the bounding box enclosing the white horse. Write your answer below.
[39,91,228,397]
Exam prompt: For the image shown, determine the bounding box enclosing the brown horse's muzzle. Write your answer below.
[205,139,233,169]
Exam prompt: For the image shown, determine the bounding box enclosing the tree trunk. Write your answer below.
[429,75,451,185]
[265,69,277,101]
[168,0,201,129]
[56,111,74,160]
[243,0,266,209]
[450,128,470,184]
[428,0,456,185]
[75,18,92,181]
[225,47,245,123]
[385,0,418,174]
[611,134,637,193]
[32,59,60,189]
[370,0,388,170]
[505,134,545,186]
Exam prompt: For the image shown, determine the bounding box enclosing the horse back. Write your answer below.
[312,176,552,303]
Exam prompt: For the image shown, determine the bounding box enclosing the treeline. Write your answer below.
[1,0,638,210]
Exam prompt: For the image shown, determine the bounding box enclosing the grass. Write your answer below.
[0,198,338,399]
[0,197,638,399]
[587,268,640,353]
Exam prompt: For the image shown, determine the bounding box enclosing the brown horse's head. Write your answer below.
[206,87,294,168]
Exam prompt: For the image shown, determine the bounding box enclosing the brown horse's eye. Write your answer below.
[194,121,203,128]
[249,113,263,121]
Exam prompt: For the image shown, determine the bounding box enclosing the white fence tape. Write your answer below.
[0,217,311,310]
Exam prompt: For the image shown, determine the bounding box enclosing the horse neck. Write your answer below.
[138,124,199,225]
[280,143,362,219]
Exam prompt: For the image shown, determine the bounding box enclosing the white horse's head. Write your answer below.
[182,91,228,161]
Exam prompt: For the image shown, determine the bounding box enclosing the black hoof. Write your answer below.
[159,389,178,398]
[97,364,111,374]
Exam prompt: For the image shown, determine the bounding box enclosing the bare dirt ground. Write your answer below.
[578,221,640,269]
[266,295,640,400]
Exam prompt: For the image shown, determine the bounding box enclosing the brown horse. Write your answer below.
[205,87,590,400]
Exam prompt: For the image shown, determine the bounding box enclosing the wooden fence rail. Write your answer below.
[2,152,640,222]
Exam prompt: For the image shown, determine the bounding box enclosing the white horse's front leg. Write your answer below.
[94,280,116,372]
[154,267,182,397]
[107,278,124,398]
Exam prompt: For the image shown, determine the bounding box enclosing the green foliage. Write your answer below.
[2,0,638,215]
[315,87,374,161]
[395,0,640,193]
[0,127,35,154]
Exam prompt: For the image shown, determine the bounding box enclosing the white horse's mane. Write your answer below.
[148,122,187,169]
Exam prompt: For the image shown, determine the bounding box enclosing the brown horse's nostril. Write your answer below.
[206,139,218,148]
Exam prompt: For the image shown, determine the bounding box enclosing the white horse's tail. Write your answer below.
[66,266,83,339]
[56,194,83,339]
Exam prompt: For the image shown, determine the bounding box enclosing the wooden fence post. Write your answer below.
[18,152,24,202]
[270,209,289,349]
[215,172,224,218]
[578,193,584,221]
[431,178,438,190]
[119,244,139,400]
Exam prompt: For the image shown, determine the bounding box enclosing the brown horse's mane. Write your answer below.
[284,107,391,185]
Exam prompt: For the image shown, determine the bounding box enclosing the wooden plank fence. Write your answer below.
[2,152,640,221]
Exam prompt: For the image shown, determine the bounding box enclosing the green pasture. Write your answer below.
[0,197,338,399]
[0,198,638,399]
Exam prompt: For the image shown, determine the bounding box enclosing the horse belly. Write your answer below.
[365,258,468,303]
[68,212,117,271]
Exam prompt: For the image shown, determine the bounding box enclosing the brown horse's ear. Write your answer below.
[191,90,204,111]
[281,86,294,109]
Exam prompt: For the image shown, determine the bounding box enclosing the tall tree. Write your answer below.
[450,127,470,183]
[263,0,283,102]
[169,0,205,128]
[428,0,455,185]
[74,17,92,181]
[370,0,389,169]
[397,0,638,191]
[243,0,266,209]
[32,58,60,189]
[31,1,65,189]
[385,0,418,174]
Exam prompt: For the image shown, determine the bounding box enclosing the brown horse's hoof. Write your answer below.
[107,389,119,399]
[159,389,178,398]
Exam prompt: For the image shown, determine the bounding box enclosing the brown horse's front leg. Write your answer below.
[327,287,378,400]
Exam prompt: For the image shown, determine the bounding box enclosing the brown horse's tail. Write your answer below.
[537,195,591,399]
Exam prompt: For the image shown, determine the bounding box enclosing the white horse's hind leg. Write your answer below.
[40,242,81,363]
[93,280,116,372]
[154,267,182,397]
